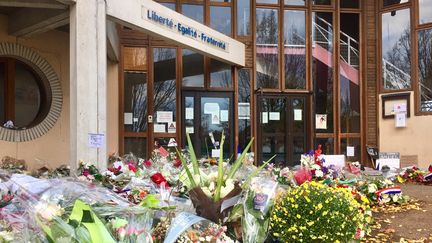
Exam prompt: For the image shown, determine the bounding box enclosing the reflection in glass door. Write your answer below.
[182,92,233,158]
[257,95,309,167]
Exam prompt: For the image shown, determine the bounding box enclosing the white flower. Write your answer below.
[280,167,290,177]
[368,184,377,193]
[102,170,116,179]
[220,179,235,198]
[315,170,324,178]
[208,182,215,192]
[35,203,64,221]
[113,161,125,172]
[311,164,321,170]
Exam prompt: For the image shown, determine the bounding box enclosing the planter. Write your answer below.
[188,184,242,223]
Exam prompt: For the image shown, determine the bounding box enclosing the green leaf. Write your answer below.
[186,132,200,175]
[226,138,254,180]
[214,132,225,202]
[176,147,196,188]
[242,154,276,190]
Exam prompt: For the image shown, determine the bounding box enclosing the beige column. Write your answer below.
[70,0,107,170]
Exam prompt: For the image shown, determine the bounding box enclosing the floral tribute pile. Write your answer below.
[0,140,421,243]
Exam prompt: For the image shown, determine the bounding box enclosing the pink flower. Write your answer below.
[82,169,89,177]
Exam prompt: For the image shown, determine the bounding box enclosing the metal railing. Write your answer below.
[382,59,411,90]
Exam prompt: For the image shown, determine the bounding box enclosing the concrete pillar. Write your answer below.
[70,0,107,171]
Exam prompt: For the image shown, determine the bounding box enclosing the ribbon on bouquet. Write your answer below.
[424,173,432,181]
[375,186,401,201]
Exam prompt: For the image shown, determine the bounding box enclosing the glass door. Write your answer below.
[257,94,309,167]
[182,92,234,158]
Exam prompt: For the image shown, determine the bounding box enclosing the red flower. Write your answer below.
[108,166,121,175]
[173,159,182,168]
[151,172,169,186]
[127,163,137,173]
[82,169,89,177]
[428,165,432,173]
[143,160,152,168]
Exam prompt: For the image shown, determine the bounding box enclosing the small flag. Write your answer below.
[376,186,401,200]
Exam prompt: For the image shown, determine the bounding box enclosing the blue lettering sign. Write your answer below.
[144,8,227,51]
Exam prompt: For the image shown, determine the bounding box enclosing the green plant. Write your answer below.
[271,181,369,242]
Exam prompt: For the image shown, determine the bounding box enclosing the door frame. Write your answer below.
[256,93,312,166]
[181,90,235,158]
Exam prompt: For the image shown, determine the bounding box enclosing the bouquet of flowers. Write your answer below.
[356,179,409,204]
[163,212,235,243]
[1,156,26,174]
[178,133,273,223]
[299,145,335,181]
[397,166,431,184]
[267,165,296,188]
[242,176,278,243]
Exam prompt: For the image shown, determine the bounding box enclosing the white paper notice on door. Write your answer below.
[238,103,250,120]
[262,112,268,124]
[316,114,327,130]
[211,113,220,124]
[220,110,229,122]
[269,112,280,121]
[347,146,355,157]
[154,124,166,133]
[157,111,173,123]
[185,108,194,120]
[204,103,220,115]
[294,109,302,121]
[124,113,133,125]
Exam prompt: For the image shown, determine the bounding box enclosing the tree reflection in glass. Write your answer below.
[256,8,279,89]
[153,48,177,131]
[284,10,306,89]
[381,9,411,90]
[418,29,432,112]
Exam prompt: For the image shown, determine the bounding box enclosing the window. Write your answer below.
[182,4,204,22]
[418,29,432,112]
[237,0,251,36]
[256,8,279,89]
[285,0,305,6]
[210,6,232,36]
[313,12,334,133]
[182,49,204,87]
[383,0,408,7]
[153,48,177,133]
[284,10,306,89]
[238,69,251,151]
[381,8,411,90]
[419,0,432,24]
[0,58,50,129]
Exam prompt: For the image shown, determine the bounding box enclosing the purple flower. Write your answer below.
[322,166,329,174]
[308,150,314,156]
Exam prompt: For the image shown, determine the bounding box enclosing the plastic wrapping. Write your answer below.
[242,176,278,243]
[0,175,154,243]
